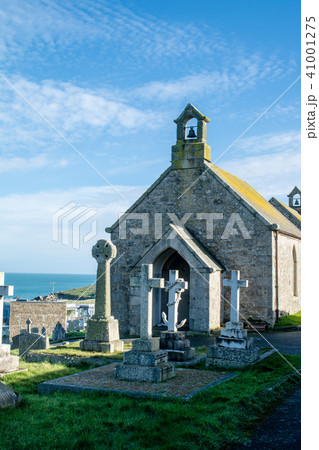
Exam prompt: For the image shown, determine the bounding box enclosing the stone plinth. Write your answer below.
[80,316,123,353]
[160,331,195,362]
[206,322,260,369]
[0,344,19,373]
[206,345,260,369]
[115,338,175,382]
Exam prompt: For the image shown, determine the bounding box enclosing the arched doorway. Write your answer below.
[152,249,190,329]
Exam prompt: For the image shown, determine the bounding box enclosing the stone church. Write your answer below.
[106,104,301,335]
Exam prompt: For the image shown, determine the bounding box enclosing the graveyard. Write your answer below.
[0,244,301,447]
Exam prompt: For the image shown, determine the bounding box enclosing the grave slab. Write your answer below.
[38,363,237,400]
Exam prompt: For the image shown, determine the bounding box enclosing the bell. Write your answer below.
[294,198,300,206]
[187,126,196,138]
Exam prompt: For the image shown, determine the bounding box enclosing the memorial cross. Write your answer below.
[223,270,249,323]
[0,272,14,346]
[131,264,165,340]
[92,240,117,319]
[162,270,188,332]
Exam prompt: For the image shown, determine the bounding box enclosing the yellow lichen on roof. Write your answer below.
[207,163,300,236]
[274,198,301,220]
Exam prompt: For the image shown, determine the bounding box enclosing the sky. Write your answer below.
[0,0,301,274]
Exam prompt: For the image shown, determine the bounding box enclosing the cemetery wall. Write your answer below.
[9,301,67,339]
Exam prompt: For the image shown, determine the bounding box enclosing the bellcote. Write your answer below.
[171,103,211,169]
[287,186,301,214]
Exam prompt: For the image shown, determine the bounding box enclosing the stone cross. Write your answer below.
[162,270,188,332]
[92,239,117,320]
[26,319,32,334]
[223,270,249,323]
[0,272,14,346]
[131,264,165,340]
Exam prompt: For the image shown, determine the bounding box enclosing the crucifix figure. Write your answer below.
[223,270,249,323]
[162,270,188,332]
[139,264,165,340]
[0,272,14,346]
[92,239,117,320]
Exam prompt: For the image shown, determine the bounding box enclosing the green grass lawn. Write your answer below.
[58,284,96,300]
[1,353,301,449]
[275,311,301,328]
[30,340,131,360]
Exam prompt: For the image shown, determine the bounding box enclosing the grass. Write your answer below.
[0,353,301,449]
[274,311,301,328]
[30,340,131,360]
[57,285,96,300]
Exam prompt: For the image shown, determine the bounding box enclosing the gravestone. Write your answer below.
[160,270,195,361]
[116,264,175,382]
[2,330,10,345]
[0,382,22,409]
[52,322,66,342]
[80,240,123,353]
[17,319,49,356]
[67,318,84,332]
[41,327,47,336]
[0,272,19,373]
[206,270,260,368]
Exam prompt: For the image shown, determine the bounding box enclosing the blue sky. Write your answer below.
[0,0,301,274]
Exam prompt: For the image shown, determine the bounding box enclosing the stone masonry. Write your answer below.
[105,104,301,335]
[9,301,67,340]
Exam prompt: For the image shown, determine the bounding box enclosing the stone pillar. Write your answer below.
[0,272,19,373]
[116,264,175,382]
[80,240,123,353]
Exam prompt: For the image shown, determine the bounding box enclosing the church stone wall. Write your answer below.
[9,301,67,340]
[274,233,301,317]
[110,165,277,334]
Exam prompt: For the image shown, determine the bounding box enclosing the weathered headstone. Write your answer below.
[0,382,22,409]
[0,273,19,373]
[160,270,195,362]
[116,264,175,382]
[80,240,123,353]
[52,322,66,342]
[41,327,47,336]
[206,270,260,368]
[67,318,84,332]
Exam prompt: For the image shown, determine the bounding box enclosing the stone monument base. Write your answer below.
[206,345,260,369]
[80,316,123,354]
[160,331,195,362]
[80,339,124,353]
[115,338,175,382]
[206,321,260,369]
[0,345,19,374]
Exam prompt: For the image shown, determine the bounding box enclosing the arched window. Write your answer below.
[293,246,298,296]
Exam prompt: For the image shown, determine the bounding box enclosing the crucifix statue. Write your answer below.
[162,270,188,332]
[223,270,249,323]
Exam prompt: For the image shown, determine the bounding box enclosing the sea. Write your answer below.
[3,273,96,300]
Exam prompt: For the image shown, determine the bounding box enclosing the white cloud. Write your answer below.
[0,154,68,173]
[221,132,301,200]
[0,184,146,273]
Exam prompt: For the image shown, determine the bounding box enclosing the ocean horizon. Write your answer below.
[4,273,96,300]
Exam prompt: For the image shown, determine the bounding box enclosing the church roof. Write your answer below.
[269,197,301,220]
[206,163,301,237]
[107,162,301,238]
